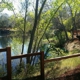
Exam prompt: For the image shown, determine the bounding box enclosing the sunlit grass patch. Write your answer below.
[59,56,80,75]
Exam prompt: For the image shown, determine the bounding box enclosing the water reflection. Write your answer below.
[0,36,28,55]
[0,35,29,77]
[0,36,11,48]
[0,52,7,77]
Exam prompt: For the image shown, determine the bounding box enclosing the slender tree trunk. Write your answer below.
[27,0,47,64]
[20,0,28,65]
[58,15,69,41]
[36,2,64,51]
[64,26,69,41]
[67,2,77,39]
[21,0,28,54]
[27,0,39,63]
[27,0,47,54]
[72,17,78,36]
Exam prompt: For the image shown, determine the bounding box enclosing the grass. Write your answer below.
[44,57,80,79]
[61,57,80,69]
[44,50,80,79]
[56,57,80,76]
[60,49,80,71]
[12,63,40,79]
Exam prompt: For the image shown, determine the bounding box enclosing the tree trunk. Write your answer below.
[27,0,39,63]
[27,0,47,54]
[36,2,64,51]
[21,0,28,64]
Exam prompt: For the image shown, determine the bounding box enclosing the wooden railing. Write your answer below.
[0,47,11,80]
[0,47,44,80]
[0,47,80,80]
[11,51,44,80]
[44,53,80,63]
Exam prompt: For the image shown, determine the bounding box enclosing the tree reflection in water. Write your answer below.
[0,35,29,77]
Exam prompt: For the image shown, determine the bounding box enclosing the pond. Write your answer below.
[0,36,29,54]
[0,34,29,77]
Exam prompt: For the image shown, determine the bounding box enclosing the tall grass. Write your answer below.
[12,63,40,79]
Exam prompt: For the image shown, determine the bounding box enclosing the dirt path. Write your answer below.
[54,65,80,80]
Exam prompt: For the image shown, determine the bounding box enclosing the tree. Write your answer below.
[21,0,28,54]
[3,0,80,64]
[0,0,14,12]
[51,0,80,42]
[27,0,47,54]
[0,14,9,28]
[66,0,80,38]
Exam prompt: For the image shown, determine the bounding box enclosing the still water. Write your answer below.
[0,36,29,76]
[0,36,29,55]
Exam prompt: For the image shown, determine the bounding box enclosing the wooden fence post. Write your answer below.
[40,51,44,80]
[6,47,11,80]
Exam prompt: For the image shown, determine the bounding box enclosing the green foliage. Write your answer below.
[63,18,72,31]
[0,14,10,28]
[1,2,13,10]
[12,63,40,79]
[0,1,13,12]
